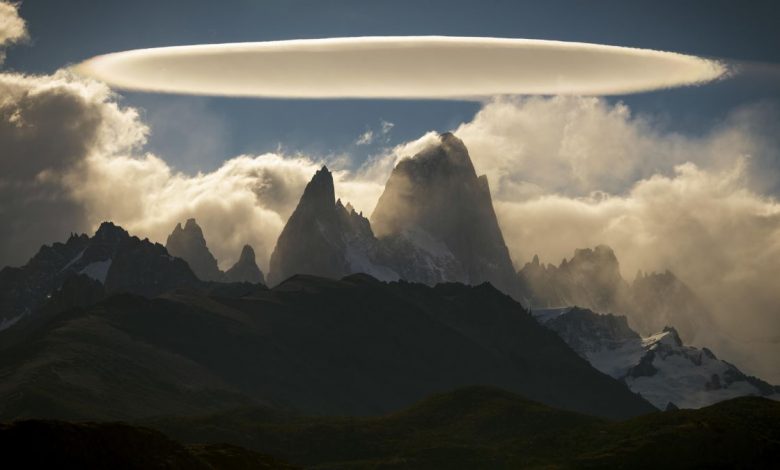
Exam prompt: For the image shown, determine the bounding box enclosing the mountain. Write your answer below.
[165,218,224,282]
[0,222,199,329]
[533,306,780,409]
[518,245,714,342]
[147,387,780,469]
[0,270,654,421]
[166,218,266,284]
[268,134,522,298]
[267,166,398,285]
[371,132,521,297]
[519,245,629,313]
[225,245,265,284]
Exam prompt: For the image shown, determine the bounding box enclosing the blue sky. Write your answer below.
[6,0,780,173]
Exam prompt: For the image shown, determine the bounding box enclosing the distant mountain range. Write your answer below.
[518,244,715,343]
[0,132,775,425]
[533,306,780,409]
[166,218,265,284]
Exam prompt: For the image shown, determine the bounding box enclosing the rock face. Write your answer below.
[225,245,265,284]
[371,133,520,297]
[165,219,223,282]
[0,222,200,328]
[518,245,713,343]
[268,134,522,298]
[267,166,397,286]
[532,307,780,409]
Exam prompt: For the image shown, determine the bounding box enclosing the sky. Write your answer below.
[5,0,780,172]
[1,0,780,381]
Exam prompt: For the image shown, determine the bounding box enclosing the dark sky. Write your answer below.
[6,0,780,173]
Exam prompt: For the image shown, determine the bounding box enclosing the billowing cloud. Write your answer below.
[0,70,382,270]
[446,97,780,382]
[0,1,27,63]
[74,36,726,98]
[0,70,144,267]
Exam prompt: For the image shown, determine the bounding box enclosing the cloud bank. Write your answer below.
[0,70,384,270]
[74,36,726,98]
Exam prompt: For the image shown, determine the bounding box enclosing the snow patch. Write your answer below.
[79,259,112,283]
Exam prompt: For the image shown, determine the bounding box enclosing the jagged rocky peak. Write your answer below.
[300,165,336,211]
[568,245,621,274]
[225,244,265,284]
[165,218,222,282]
[370,132,520,297]
[93,221,130,242]
[268,166,394,285]
[1,222,201,327]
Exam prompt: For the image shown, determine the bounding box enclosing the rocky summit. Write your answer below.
[268,166,396,285]
[165,218,223,282]
[267,133,523,299]
[371,132,520,297]
[225,245,265,284]
[165,218,265,284]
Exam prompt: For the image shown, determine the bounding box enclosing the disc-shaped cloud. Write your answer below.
[74,36,726,98]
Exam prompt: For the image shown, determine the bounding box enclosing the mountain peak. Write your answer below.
[94,221,129,241]
[165,218,222,281]
[225,244,265,284]
[299,165,335,210]
[371,132,519,298]
[183,217,200,231]
[238,244,255,262]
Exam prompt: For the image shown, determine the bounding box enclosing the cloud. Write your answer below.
[0,1,27,63]
[74,36,726,98]
[0,70,144,267]
[355,130,373,146]
[453,96,772,199]
[355,120,395,146]
[0,70,383,271]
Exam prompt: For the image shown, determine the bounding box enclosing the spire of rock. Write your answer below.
[299,165,335,212]
[225,244,265,284]
[371,132,519,297]
[165,218,223,281]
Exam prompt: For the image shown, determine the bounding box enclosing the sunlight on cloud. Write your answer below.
[0,1,27,63]
[74,36,727,98]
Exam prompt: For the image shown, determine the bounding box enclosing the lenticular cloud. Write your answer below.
[74,36,726,98]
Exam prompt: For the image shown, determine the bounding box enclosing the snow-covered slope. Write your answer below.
[533,307,780,409]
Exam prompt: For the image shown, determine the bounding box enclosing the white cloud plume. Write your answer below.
[74,36,726,98]
[0,1,26,63]
[355,130,373,145]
